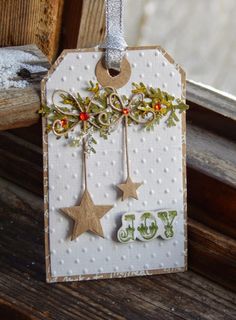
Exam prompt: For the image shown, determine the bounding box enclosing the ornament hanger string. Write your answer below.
[100,0,127,71]
[54,92,114,240]
[108,92,143,200]
[108,91,154,182]
[83,122,88,191]
[124,115,130,179]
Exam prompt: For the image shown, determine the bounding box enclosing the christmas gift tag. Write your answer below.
[41,46,188,282]
[41,1,188,283]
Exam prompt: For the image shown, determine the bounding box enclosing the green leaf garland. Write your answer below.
[40,82,188,152]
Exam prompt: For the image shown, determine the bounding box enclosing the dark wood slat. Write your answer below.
[76,0,105,48]
[186,80,236,121]
[0,131,43,195]
[0,299,32,320]
[188,218,236,292]
[187,124,236,188]
[10,122,43,147]
[188,168,236,239]
[60,0,83,50]
[186,102,236,142]
[0,182,235,320]
[60,0,105,51]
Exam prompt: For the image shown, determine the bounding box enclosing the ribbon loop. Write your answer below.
[100,0,127,72]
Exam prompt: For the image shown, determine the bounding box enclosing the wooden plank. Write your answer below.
[0,298,33,320]
[0,87,42,130]
[10,123,43,147]
[186,80,236,121]
[0,0,64,61]
[187,124,236,188]
[0,181,235,319]
[188,218,236,292]
[0,169,235,294]
[0,45,49,130]
[0,131,43,195]
[187,101,236,142]
[61,0,105,50]
[2,78,236,132]
[188,168,236,239]
[77,0,105,48]
[60,0,83,50]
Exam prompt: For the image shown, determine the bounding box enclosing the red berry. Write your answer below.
[154,103,162,111]
[122,108,129,115]
[60,118,68,127]
[79,112,90,121]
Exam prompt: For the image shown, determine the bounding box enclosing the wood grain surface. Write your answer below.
[61,0,105,50]
[0,131,43,194]
[0,45,49,130]
[188,217,236,292]
[187,124,236,188]
[188,168,236,239]
[0,180,236,320]
[77,0,105,48]
[0,0,64,61]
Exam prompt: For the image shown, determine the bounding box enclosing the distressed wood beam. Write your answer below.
[61,0,105,49]
[0,180,235,318]
[0,0,64,61]
[0,45,50,131]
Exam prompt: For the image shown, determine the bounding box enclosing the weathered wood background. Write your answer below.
[0,0,236,319]
[0,0,64,61]
[1,179,236,319]
[2,0,235,94]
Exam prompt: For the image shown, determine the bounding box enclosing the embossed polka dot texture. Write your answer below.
[43,48,187,281]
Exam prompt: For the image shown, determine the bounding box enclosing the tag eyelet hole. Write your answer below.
[96,57,131,89]
[108,69,120,77]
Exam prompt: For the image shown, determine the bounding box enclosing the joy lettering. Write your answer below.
[117,210,177,243]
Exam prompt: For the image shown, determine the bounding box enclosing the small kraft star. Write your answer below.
[117,176,143,201]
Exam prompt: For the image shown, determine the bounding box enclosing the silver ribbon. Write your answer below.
[100,0,127,71]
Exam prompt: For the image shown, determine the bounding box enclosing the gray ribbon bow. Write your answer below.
[100,0,127,72]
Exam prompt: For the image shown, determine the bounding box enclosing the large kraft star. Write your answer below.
[61,189,113,240]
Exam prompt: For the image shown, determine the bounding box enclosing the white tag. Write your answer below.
[42,47,187,282]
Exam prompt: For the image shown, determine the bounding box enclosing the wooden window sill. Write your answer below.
[0,45,236,317]
[0,179,235,320]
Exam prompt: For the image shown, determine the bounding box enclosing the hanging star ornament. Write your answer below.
[49,89,114,241]
[61,189,113,241]
[117,176,143,201]
[107,92,148,201]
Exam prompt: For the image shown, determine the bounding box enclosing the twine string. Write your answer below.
[83,121,88,191]
[124,115,130,179]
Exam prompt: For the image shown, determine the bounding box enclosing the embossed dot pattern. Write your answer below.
[45,49,186,278]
